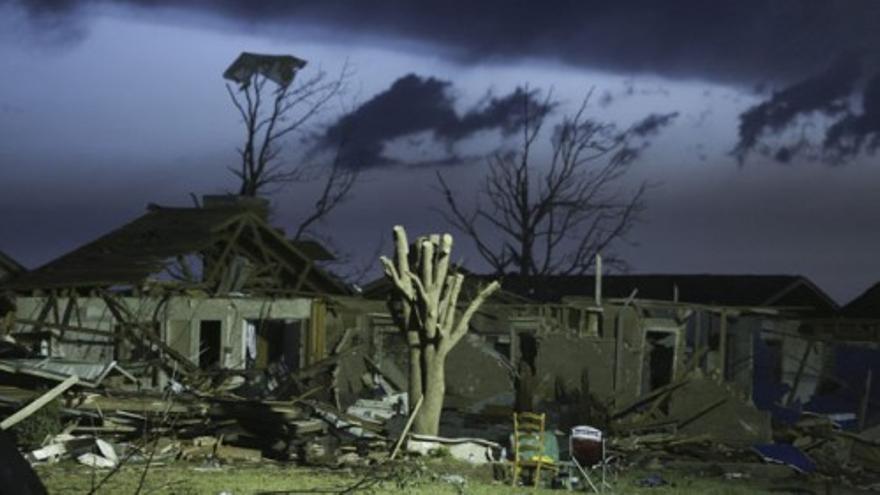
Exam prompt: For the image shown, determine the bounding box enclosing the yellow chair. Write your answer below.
[511,412,557,487]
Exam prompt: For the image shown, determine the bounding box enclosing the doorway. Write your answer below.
[642,330,676,393]
[246,319,302,370]
[199,320,222,369]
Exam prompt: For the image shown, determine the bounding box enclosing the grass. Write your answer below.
[34,457,785,494]
[11,398,62,448]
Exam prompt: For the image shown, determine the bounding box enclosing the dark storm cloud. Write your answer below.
[436,87,554,142]
[630,112,680,138]
[823,73,880,160]
[318,74,553,168]
[10,0,880,86]
[318,74,455,168]
[732,55,862,163]
[10,0,880,164]
[5,0,79,17]
[732,55,880,164]
[3,0,87,45]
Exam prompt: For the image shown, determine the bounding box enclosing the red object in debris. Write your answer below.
[570,426,603,467]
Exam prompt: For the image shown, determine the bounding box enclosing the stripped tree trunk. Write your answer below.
[381,226,500,435]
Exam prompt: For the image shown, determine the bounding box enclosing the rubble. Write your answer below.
[2,331,877,494]
[0,350,404,477]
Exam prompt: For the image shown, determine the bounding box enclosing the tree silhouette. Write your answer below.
[438,88,674,275]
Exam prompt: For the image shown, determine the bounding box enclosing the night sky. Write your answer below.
[2,0,880,303]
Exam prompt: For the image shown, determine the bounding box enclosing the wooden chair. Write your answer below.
[511,411,557,487]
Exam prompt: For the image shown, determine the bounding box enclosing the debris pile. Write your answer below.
[605,370,769,474]
[0,338,407,473]
[1,333,878,492]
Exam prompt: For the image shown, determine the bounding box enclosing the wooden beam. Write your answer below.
[1,375,78,430]
[677,397,727,430]
[238,233,319,293]
[785,339,815,407]
[50,290,61,326]
[100,293,197,373]
[610,376,691,419]
[694,311,703,371]
[232,228,297,290]
[307,299,327,366]
[14,318,117,339]
[204,219,247,286]
[390,395,424,460]
[614,312,624,394]
[29,293,56,335]
[60,293,77,329]
[294,261,313,293]
[717,310,728,383]
[245,219,274,268]
[247,216,348,294]
[859,368,873,431]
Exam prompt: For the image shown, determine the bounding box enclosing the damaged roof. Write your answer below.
[487,274,839,313]
[3,204,350,295]
[841,282,880,318]
[0,250,24,281]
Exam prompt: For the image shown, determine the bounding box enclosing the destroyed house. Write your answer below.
[359,272,858,443]
[804,282,880,428]
[1,198,352,389]
[479,273,880,435]
[492,273,842,400]
[489,274,845,414]
[494,274,838,311]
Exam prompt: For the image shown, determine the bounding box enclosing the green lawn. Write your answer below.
[34,458,785,495]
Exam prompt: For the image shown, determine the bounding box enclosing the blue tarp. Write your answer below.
[803,344,880,429]
[752,334,880,428]
[752,443,816,473]
[752,334,802,424]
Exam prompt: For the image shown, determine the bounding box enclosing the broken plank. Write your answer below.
[717,310,728,382]
[1,375,78,430]
[610,376,690,419]
[390,395,423,460]
[859,368,873,431]
[677,397,727,430]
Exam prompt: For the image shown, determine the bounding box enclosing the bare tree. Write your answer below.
[380,226,500,435]
[289,138,359,241]
[223,53,360,251]
[224,53,351,195]
[438,88,672,275]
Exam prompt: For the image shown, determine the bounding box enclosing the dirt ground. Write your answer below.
[33,457,843,495]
